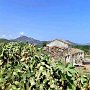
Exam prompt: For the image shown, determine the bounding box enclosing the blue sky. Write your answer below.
[0,0,90,44]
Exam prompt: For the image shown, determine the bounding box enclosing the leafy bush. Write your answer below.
[0,42,90,90]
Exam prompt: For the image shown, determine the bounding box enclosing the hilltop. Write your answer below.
[0,35,78,46]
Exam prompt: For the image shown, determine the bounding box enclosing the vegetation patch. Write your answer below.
[0,42,90,90]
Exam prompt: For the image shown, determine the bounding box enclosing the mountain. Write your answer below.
[84,43,90,45]
[0,38,10,43]
[13,36,43,45]
[0,36,49,46]
[66,40,78,46]
[0,36,79,46]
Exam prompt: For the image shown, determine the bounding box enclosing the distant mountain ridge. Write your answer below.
[66,40,78,46]
[0,35,79,46]
[13,36,42,45]
[0,38,10,43]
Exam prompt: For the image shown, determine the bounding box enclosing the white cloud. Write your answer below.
[20,32,24,35]
[2,34,6,38]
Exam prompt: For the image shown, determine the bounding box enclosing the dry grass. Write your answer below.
[75,65,90,75]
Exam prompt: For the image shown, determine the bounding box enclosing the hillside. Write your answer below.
[0,36,79,46]
[66,40,78,46]
[0,38,10,43]
[12,36,43,45]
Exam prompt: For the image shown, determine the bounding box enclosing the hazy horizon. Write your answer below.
[0,0,90,44]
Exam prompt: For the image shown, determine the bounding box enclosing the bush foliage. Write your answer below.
[0,42,90,90]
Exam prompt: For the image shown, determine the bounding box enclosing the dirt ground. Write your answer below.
[84,65,90,72]
[75,64,90,75]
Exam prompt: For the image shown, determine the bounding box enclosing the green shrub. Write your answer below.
[0,42,90,90]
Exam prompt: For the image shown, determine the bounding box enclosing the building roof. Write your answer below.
[47,39,71,46]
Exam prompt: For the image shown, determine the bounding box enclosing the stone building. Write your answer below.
[47,39,71,48]
[45,39,84,66]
